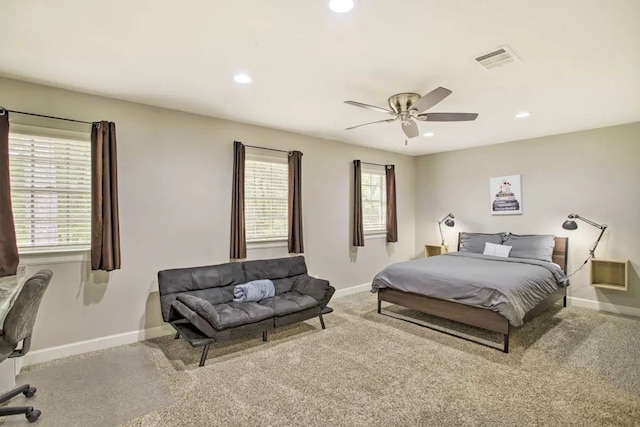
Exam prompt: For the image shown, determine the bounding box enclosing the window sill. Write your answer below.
[19,247,90,266]
[247,240,288,249]
[364,232,388,240]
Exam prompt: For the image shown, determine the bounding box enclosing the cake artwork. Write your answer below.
[489,175,522,215]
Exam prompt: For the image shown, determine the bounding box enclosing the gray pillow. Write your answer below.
[459,232,506,254]
[503,234,555,262]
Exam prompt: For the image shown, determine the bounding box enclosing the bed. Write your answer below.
[372,233,569,352]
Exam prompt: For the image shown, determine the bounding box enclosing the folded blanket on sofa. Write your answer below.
[233,279,275,302]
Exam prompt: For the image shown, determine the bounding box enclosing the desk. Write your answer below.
[0,274,26,323]
[0,273,26,393]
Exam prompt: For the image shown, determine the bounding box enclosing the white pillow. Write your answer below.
[483,242,512,258]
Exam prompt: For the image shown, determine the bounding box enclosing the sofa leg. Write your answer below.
[174,332,180,340]
[199,344,211,367]
[319,314,326,330]
[262,331,268,342]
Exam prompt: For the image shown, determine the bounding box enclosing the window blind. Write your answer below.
[362,170,387,234]
[245,156,288,242]
[8,132,91,251]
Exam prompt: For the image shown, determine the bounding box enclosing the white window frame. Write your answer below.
[244,149,289,245]
[8,124,92,255]
[361,165,387,238]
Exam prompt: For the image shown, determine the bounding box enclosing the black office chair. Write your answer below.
[0,270,52,423]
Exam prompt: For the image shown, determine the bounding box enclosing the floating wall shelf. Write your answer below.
[590,259,629,291]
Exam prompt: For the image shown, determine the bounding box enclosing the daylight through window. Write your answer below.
[245,153,288,242]
[362,168,386,234]
[9,131,92,251]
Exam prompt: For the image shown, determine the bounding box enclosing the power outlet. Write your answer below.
[17,265,26,276]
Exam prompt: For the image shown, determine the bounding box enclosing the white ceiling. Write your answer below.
[1,0,639,155]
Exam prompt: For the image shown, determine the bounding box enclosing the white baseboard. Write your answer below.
[21,324,174,369]
[568,297,640,317]
[16,292,637,372]
[19,285,373,370]
[334,282,371,298]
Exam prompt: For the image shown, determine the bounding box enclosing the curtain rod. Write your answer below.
[0,107,96,126]
[244,144,290,154]
[361,161,393,168]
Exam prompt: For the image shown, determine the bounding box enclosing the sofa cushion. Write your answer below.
[171,299,218,337]
[158,262,245,322]
[175,295,222,330]
[211,301,276,330]
[187,286,236,307]
[243,256,307,282]
[292,275,332,303]
[271,276,303,295]
[176,295,275,331]
[258,291,319,316]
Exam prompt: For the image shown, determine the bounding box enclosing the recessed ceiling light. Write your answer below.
[233,74,252,84]
[515,111,530,119]
[329,0,354,13]
[423,132,435,137]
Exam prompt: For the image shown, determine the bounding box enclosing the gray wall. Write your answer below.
[0,77,415,351]
[4,74,638,355]
[415,122,640,310]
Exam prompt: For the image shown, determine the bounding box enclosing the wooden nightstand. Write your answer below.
[425,245,448,257]
[590,259,629,291]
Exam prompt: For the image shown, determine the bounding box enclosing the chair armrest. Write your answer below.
[293,275,335,308]
[176,295,223,330]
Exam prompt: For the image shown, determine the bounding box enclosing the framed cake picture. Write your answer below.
[490,175,522,215]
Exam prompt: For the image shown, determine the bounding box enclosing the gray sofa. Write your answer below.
[158,256,335,367]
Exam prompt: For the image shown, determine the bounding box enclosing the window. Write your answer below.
[8,128,91,252]
[361,167,386,235]
[244,152,288,242]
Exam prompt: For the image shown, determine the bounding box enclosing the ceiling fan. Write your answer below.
[344,87,478,138]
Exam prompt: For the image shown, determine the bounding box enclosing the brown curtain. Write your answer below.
[352,160,364,247]
[385,165,398,243]
[91,121,121,271]
[230,141,246,259]
[0,111,19,277]
[288,151,304,254]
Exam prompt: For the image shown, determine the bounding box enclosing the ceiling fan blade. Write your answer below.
[344,100,394,114]
[409,87,452,113]
[401,120,419,138]
[345,118,397,130]
[419,113,479,122]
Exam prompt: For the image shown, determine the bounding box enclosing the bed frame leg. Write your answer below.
[377,298,381,314]
[563,296,567,308]
[174,332,180,340]
[503,334,509,353]
[199,344,211,367]
[263,331,268,341]
[319,314,326,329]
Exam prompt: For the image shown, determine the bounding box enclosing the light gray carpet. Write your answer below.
[1,346,173,427]
[5,292,640,426]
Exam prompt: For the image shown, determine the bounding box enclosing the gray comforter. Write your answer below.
[371,252,568,326]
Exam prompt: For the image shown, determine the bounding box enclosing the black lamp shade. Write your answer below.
[562,220,578,230]
[444,219,455,227]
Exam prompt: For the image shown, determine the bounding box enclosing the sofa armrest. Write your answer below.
[293,275,335,308]
[176,295,223,330]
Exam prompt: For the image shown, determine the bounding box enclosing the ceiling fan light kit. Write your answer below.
[344,86,478,139]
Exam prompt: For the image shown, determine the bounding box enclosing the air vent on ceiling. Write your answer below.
[475,45,519,69]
